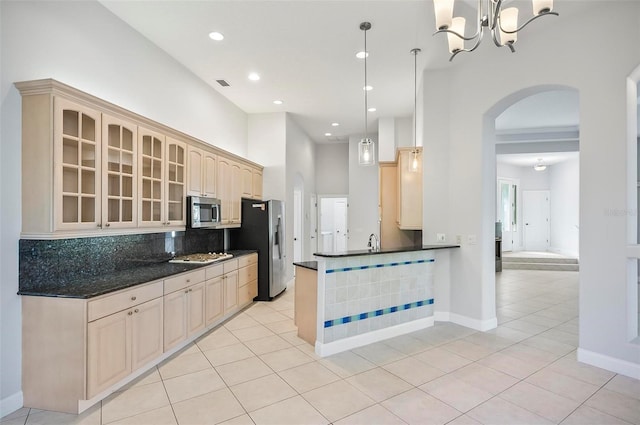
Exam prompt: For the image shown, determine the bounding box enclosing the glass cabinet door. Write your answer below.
[166,138,186,225]
[138,128,165,227]
[103,114,137,228]
[55,98,101,230]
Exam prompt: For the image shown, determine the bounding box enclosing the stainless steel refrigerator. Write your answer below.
[230,199,286,301]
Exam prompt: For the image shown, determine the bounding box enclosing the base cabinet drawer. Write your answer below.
[238,280,257,306]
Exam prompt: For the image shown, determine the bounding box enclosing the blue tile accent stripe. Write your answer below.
[325,258,434,274]
[324,298,434,328]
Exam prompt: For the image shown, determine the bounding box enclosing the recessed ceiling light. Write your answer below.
[208,32,224,41]
[356,51,369,59]
[363,85,373,91]
[325,132,332,136]
[368,107,377,112]
[331,122,339,127]
[273,100,283,105]
[248,72,260,81]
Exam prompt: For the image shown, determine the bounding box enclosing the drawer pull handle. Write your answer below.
[186,279,190,283]
[189,288,193,292]
[185,290,189,293]
[131,296,137,301]
[134,309,139,313]
[128,311,133,316]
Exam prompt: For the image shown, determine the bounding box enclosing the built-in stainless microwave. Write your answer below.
[187,196,221,228]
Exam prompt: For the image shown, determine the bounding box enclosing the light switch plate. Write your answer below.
[437,233,446,242]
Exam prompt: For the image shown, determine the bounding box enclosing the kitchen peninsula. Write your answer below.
[294,245,459,357]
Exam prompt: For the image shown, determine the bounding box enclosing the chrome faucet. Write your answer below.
[367,233,380,251]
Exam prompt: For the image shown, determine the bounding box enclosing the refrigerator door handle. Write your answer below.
[276,216,282,260]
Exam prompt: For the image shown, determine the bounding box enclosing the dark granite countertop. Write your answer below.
[293,261,318,271]
[313,244,460,258]
[18,250,257,299]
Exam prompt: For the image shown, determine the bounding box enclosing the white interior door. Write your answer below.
[334,199,348,252]
[497,178,518,252]
[523,190,550,251]
[293,189,303,262]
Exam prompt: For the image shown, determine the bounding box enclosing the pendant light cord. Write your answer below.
[364,25,369,140]
[413,49,417,151]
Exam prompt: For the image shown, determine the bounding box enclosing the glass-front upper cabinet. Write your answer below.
[138,127,165,227]
[166,137,186,226]
[102,114,137,229]
[54,97,102,230]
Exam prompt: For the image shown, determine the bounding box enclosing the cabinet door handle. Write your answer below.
[97,223,102,228]
[128,311,133,316]
[131,296,137,301]
[186,279,190,283]
[134,309,139,313]
[105,223,110,227]
[189,288,193,292]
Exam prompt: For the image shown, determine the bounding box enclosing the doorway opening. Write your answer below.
[493,89,580,271]
[318,196,348,252]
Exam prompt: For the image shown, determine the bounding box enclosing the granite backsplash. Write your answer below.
[19,229,224,292]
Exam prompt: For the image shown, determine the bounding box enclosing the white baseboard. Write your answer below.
[577,348,640,380]
[0,391,23,418]
[435,311,497,331]
[315,317,434,357]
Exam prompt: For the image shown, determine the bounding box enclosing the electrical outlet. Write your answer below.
[436,233,446,242]
[468,234,477,245]
[456,235,462,244]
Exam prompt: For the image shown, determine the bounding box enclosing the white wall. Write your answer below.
[315,144,349,194]
[0,0,249,414]
[285,115,316,266]
[550,157,580,257]
[348,135,379,250]
[497,163,550,191]
[422,1,640,375]
[247,113,287,201]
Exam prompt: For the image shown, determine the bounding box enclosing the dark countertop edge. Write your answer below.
[17,250,258,299]
[293,261,318,271]
[313,244,460,258]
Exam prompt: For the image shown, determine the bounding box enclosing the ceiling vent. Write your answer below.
[216,79,230,87]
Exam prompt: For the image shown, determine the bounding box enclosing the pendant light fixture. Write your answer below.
[410,48,421,173]
[358,22,375,166]
[432,0,558,61]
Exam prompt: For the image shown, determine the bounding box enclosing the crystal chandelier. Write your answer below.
[432,0,558,61]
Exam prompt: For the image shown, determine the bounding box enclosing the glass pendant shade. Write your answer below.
[410,150,420,173]
[434,0,455,30]
[448,17,466,53]
[532,0,553,15]
[358,138,375,166]
[499,8,519,46]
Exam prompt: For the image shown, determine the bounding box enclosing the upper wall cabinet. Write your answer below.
[102,114,137,229]
[16,79,263,238]
[396,147,423,230]
[187,146,216,199]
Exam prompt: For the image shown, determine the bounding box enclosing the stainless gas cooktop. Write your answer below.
[169,252,233,264]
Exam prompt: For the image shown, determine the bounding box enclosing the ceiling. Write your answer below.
[99,1,596,144]
[497,151,578,168]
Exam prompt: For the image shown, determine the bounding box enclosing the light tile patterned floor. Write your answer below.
[4,269,640,425]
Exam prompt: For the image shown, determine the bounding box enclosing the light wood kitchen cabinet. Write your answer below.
[241,165,263,200]
[187,146,216,198]
[252,169,263,200]
[163,269,206,351]
[87,296,163,398]
[205,273,224,326]
[20,253,257,414]
[217,156,232,224]
[238,253,258,306]
[102,114,137,229]
[230,162,242,224]
[138,130,186,228]
[17,79,263,238]
[396,147,423,230]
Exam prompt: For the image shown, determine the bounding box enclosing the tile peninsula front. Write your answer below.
[295,245,459,357]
